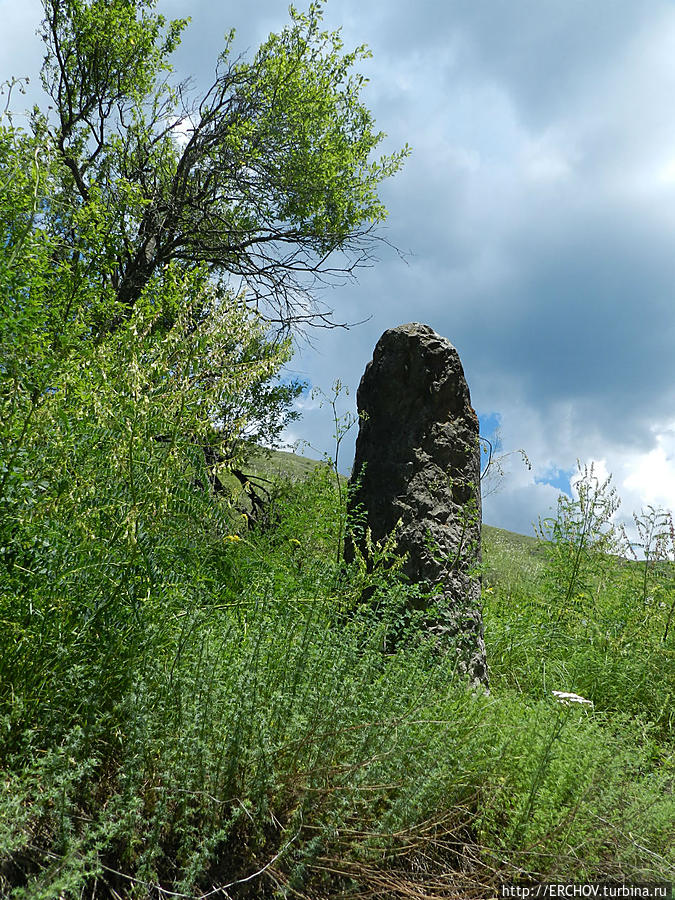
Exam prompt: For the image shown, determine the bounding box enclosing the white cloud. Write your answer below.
[521,133,575,183]
[619,424,675,509]
[171,115,196,148]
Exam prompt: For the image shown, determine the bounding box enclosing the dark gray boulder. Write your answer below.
[346,323,488,687]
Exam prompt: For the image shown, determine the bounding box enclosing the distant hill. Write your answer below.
[249,448,541,553]
[247,446,330,481]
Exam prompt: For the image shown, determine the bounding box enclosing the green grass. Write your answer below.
[0,451,673,898]
[248,446,329,481]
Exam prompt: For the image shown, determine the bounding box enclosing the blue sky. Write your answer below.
[4,0,675,536]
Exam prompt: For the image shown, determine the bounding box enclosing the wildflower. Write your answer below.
[552,690,593,708]
[289,538,302,548]
[224,535,242,543]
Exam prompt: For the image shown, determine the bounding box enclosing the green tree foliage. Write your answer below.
[37,0,408,329]
[1,0,407,585]
[0,118,298,577]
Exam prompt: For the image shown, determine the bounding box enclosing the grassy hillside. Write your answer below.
[248,446,330,481]
[1,450,673,898]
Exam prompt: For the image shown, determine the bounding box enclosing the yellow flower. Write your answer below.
[224,535,242,543]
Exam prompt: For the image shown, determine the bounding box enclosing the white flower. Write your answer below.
[552,690,593,708]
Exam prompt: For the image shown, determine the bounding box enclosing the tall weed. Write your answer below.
[2,462,674,896]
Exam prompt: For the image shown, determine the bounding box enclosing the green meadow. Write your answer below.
[1,448,672,898]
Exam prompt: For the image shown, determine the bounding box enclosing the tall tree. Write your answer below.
[1,0,406,590]
[38,0,408,332]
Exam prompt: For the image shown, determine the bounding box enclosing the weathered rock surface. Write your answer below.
[346,323,488,687]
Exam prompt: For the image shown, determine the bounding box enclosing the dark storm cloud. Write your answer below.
[338,0,663,127]
[454,203,675,443]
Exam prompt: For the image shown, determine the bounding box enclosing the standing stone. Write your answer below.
[346,323,488,687]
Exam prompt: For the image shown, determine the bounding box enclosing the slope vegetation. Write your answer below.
[1,451,673,898]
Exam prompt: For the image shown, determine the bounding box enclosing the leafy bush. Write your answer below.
[2,457,674,897]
